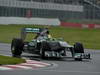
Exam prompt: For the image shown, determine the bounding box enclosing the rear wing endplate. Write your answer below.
[21,28,40,40]
[21,27,48,41]
[23,28,40,33]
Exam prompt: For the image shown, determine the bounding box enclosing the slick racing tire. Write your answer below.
[40,42,46,59]
[75,58,82,61]
[11,38,23,57]
[74,42,84,53]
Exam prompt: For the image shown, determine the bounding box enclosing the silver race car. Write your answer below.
[11,28,90,61]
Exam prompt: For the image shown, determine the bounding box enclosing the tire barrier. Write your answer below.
[61,22,100,29]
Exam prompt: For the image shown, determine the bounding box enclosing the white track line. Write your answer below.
[26,60,50,66]
[21,63,45,67]
[0,66,12,70]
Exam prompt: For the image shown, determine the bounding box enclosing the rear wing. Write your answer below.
[21,27,48,40]
[23,28,40,33]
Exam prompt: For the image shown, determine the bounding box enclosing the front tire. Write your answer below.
[75,58,82,61]
[11,38,23,57]
[74,42,84,53]
[74,42,84,61]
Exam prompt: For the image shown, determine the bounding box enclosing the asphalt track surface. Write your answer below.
[0,43,100,75]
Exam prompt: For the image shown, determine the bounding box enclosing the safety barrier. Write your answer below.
[61,22,100,28]
[0,17,60,26]
[0,17,100,29]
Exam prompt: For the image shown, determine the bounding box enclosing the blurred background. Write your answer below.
[0,0,100,49]
[0,0,100,25]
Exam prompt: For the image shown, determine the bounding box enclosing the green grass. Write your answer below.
[0,55,25,65]
[0,25,100,49]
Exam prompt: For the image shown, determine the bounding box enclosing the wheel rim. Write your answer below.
[11,46,15,54]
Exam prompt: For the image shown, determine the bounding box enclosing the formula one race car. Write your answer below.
[11,27,90,61]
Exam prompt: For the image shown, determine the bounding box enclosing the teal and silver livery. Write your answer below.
[11,27,91,61]
[25,28,40,33]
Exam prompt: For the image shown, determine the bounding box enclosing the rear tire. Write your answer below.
[40,42,46,59]
[11,38,23,57]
